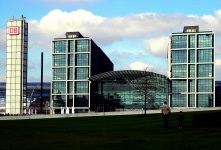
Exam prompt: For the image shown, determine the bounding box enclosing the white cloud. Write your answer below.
[125,62,166,75]
[1,9,221,80]
[30,9,180,50]
[0,60,5,67]
[127,62,152,71]
[27,9,221,51]
[143,36,169,58]
[0,29,6,51]
[216,59,221,66]
[28,9,105,50]
[186,13,221,35]
[0,76,6,82]
[215,59,221,81]
[109,50,133,59]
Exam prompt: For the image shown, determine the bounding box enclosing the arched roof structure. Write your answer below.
[89,70,168,82]
[89,70,169,111]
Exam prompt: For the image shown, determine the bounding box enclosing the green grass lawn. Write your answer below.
[0,111,221,150]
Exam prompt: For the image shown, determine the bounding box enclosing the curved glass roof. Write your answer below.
[89,70,167,81]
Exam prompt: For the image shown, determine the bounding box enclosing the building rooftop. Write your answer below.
[183,26,199,33]
[65,32,84,38]
[54,32,85,40]
[172,26,212,34]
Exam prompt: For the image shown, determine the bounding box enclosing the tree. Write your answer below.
[129,67,165,116]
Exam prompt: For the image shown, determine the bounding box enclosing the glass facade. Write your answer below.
[171,35,187,48]
[168,26,215,107]
[51,32,113,114]
[52,38,90,114]
[89,70,169,112]
[0,80,220,115]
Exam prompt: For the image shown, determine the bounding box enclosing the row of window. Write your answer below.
[52,81,89,94]
[171,49,213,63]
[54,40,89,53]
[52,95,89,107]
[171,34,213,49]
[171,64,213,78]
[171,79,213,93]
[53,54,89,67]
[171,94,213,107]
[53,67,89,80]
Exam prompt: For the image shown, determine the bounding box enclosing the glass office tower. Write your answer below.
[168,26,215,107]
[6,16,28,114]
[51,32,113,114]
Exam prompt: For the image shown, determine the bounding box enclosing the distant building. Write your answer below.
[215,81,221,106]
[6,16,28,114]
[51,32,113,114]
[0,82,50,114]
[167,26,215,107]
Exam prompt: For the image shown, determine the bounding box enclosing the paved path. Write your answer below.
[0,107,220,120]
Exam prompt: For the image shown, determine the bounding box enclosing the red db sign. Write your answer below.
[8,26,20,35]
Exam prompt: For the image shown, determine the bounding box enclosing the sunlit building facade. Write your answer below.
[89,70,169,111]
[168,26,215,107]
[51,32,113,114]
[6,16,28,114]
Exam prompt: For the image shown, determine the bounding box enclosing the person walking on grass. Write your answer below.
[178,111,184,129]
[161,101,171,128]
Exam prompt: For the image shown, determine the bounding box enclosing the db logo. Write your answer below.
[8,26,20,35]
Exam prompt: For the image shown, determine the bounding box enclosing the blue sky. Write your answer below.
[1,0,221,82]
